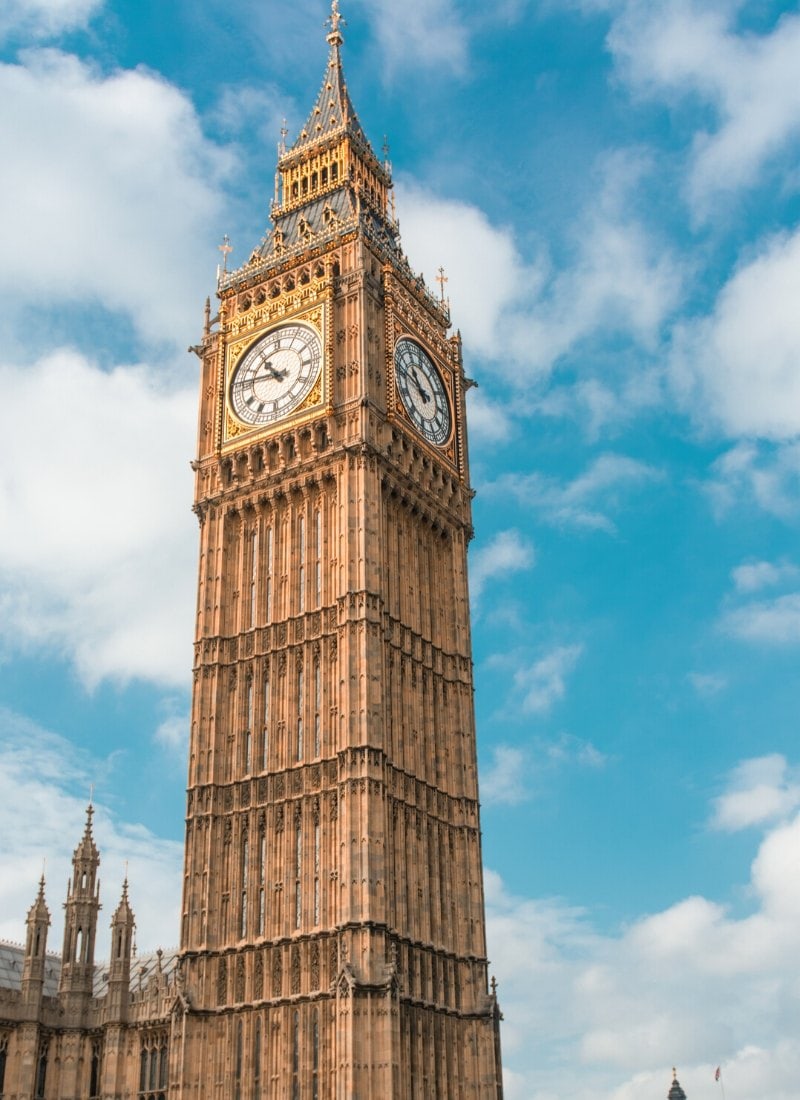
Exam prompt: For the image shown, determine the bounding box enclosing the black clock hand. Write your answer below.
[259,358,288,381]
[410,369,431,403]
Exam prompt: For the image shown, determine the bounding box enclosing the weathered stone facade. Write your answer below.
[0,6,504,1098]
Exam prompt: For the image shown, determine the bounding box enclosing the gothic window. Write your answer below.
[331,162,339,182]
[35,1040,48,1099]
[295,817,303,929]
[258,830,267,936]
[264,526,273,623]
[321,166,328,186]
[250,528,259,626]
[234,1020,243,1100]
[262,668,270,771]
[298,514,306,614]
[139,1032,168,1099]
[312,1009,320,1100]
[296,665,304,762]
[313,818,321,926]
[0,1035,8,1097]
[240,835,249,938]
[89,1038,102,1099]
[291,1009,300,1100]
[253,1017,263,1100]
[314,659,321,759]
[314,509,322,607]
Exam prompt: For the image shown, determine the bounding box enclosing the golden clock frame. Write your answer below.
[387,323,459,469]
[221,302,329,448]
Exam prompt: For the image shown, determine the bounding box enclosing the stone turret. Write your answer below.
[106,878,135,1023]
[58,804,101,1016]
[20,876,50,1009]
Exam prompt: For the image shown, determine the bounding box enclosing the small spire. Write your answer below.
[219,235,233,273]
[326,0,345,45]
[84,801,95,836]
[436,266,449,303]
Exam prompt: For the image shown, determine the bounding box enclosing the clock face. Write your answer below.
[394,338,451,446]
[230,323,322,426]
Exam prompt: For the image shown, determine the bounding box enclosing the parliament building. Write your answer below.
[0,4,505,1097]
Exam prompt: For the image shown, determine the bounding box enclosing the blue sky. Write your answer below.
[1,0,800,1097]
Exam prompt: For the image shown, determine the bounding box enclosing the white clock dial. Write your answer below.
[394,337,451,446]
[230,323,322,426]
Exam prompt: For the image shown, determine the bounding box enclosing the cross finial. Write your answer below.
[326,0,345,43]
[436,266,449,303]
[279,118,289,156]
[219,235,233,272]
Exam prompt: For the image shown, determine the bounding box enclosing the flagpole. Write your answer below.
[716,1066,726,1100]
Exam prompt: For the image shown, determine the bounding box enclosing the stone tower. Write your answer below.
[179,3,503,1096]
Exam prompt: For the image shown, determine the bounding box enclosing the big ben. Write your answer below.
[179,3,505,1096]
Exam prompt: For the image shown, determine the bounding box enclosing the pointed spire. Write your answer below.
[326,0,345,47]
[668,1069,687,1100]
[290,2,366,155]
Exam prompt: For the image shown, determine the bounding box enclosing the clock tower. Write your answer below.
[179,4,504,1097]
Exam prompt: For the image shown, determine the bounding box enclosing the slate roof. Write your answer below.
[0,941,179,999]
[668,1072,687,1100]
[288,38,368,159]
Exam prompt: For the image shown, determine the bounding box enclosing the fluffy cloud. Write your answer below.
[0,0,101,40]
[724,593,800,647]
[490,453,662,534]
[470,529,535,602]
[673,228,800,440]
[0,49,230,350]
[481,735,606,807]
[0,350,197,688]
[353,0,468,73]
[0,708,182,953]
[712,755,800,832]
[591,0,800,213]
[397,154,682,383]
[487,793,800,1099]
[707,442,800,518]
[732,560,799,594]
[514,644,584,714]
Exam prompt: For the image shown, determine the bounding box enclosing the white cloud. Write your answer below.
[0,50,231,349]
[470,529,535,601]
[491,453,662,533]
[732,560,798,594]
[706,442,800,519]
[0,708,182,953]
[593,1,800,214]
[353,0,468,73]
[712,755,800,833]
[397,155,682,386]
[482,746,529,806]
[515,644,584,714]
[154,714,190,755]
[672,228,800,440]
[688,671,727,697]
[0,0,101,40]
[0,350,197,688]
[487,796,800,1099]
[724,593,800,647]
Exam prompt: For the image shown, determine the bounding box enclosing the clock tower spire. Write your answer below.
[182,6,504,1097]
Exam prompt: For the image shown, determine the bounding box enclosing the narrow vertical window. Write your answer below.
[262,670,270,771]
[0,1039,7,1099]
[294,818,303,928]
[314,659,321,758]
[264,526,273,623]
[314,820,321,926]
[258,831,266,936]
[89,1040,101,1098]
[312,1009,320,1100]
[298,514,306,613]
[250,528,258,626]
[314,509,322,607]
[296,665,304,761]
[234,1020,243,1100]
[253,1017,262,1100]
[240,835,249,939]
[292,1010,300,1100]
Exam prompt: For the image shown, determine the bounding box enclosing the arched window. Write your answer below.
[35,1042,48,1099]
[312,1009,320,1100]
[291,1010,300,1100]
[234,1020,243,1100]
[0,1036,9,1098]
[253,1017,262,1100]
[90,1040,101,1098]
